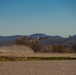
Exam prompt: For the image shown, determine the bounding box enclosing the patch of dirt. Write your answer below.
[0,60,76,75]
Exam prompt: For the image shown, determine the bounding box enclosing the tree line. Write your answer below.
[15,37,76,53]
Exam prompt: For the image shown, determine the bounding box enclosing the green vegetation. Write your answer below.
[0,56,27,61]
[27,57,76,60]
[0,56,76,61]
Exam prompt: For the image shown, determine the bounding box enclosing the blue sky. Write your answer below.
[0,0,76,37]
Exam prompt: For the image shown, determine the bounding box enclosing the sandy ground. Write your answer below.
[0,60,76,75]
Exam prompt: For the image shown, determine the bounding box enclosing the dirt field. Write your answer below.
[0,60,76,75]
[0,53,76,58]
[0,45,76,75]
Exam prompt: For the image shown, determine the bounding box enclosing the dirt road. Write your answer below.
[0,60,76,75]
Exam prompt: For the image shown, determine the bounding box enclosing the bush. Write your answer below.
[52,44,64,53]
[62,48,74,53]
[15,37,41,53]
[15,37,31,47]
[31,40,41,52]
[41,45,53,53]
[71,44,76,52]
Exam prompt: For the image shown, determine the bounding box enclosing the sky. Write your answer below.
[0,0,76,37]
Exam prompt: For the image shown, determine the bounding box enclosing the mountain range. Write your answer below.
[0,33,76,46]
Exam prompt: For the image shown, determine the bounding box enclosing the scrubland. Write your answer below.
[0,45,76,75]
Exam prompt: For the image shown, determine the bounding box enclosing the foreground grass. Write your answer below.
[0,56,76,61]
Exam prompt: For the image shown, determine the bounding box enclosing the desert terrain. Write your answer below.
[0,45,76,75]
[0,60,76,75]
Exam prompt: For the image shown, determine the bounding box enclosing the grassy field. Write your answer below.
[0,56,76,61]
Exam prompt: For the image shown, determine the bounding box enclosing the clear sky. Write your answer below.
[0,0,76,37]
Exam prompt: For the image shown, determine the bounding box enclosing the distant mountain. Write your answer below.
[68,35,76,40]
[0,34,64,40]
[0,35,22,41]
[0,35,24,46]
[53,36,63,39]
[30,33,63,39]
[30,33,48,38]
[0,34,76,47]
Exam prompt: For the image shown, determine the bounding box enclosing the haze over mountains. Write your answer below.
[0,33,74,40]
[0,33,76,47]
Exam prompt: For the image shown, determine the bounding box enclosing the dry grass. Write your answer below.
[0,45,76,75]
[0,45,76,58]
[0,45,76,61]
[0,60,76,75]
[0,53,76,58]
[0,45,34,54]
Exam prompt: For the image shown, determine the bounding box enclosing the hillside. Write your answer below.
[0,45,34,54]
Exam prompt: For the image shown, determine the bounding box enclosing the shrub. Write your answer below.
[71,44,76,52]
[15,37,31,47]
[52,44,64,53]
[31,40,41,52]
[15,37,41,53]
[63,48,74,53]
[41,45,53,53]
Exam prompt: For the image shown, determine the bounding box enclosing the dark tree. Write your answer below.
[71,44,76,52]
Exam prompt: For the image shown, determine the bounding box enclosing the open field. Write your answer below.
[0,46,76,75]
[0,60,76,75]
[0,45,76,61]
[0,53,76,58]
[0,45,76,58]
[0,45,76,57]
